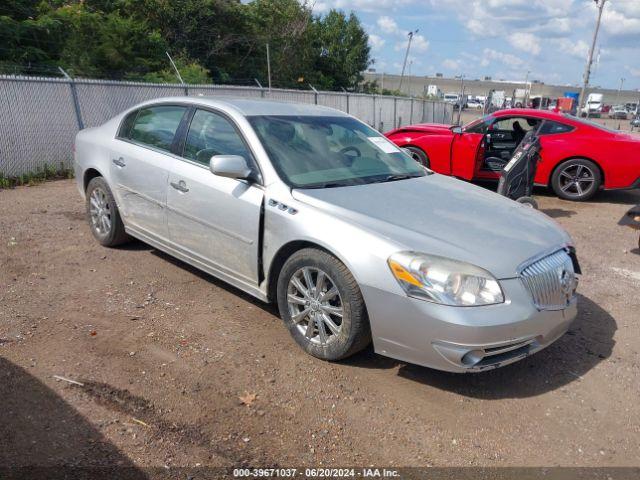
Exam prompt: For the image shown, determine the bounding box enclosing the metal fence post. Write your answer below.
[346,93,350,114]
[58,67,84,130]
[372,95,376,129]
[410,97,414,124]
[393,97,397,129]
[309,84,319,104]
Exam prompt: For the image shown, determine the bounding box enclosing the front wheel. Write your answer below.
[404,146,430,168]
[551,159,601,201]
[277,248,371,361]
[516,196,538,209]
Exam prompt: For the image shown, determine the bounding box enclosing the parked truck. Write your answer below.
[581,93,604,118]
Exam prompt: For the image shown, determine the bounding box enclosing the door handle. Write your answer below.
[112,157,126,168]
[170,180,189,193]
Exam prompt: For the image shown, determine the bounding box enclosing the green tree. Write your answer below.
[309,10,371,90]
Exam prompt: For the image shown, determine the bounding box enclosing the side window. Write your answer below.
[118,110,138,138]
[465,117,492,134]
[183,109,253,165]
[492,117,537,132]
[539,121,573,135]
[128,105,187,151]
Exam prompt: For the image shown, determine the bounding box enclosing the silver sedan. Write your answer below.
[74,97,579,372]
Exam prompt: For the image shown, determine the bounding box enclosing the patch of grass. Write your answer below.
[0,163,74,189]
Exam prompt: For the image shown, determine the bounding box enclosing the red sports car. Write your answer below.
[385,108,640,201]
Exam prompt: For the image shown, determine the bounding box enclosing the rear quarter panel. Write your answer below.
[537,129,640,189]
[385,130,454,175]
[74,117,121,197]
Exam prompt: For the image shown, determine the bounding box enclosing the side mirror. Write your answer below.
[209,155,252,180]
[451,126,463,134]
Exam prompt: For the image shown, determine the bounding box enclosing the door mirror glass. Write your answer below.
[209,155,252,180]
[451,126,463,134]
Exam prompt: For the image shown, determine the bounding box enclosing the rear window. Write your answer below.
[539,121,574,135]
[126,105,188,151]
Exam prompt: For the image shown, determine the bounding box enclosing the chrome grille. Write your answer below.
[519,249,577,311]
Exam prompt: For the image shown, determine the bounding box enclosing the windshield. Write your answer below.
[248,115,426,188]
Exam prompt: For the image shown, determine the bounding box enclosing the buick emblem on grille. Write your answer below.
[559,268,575,303]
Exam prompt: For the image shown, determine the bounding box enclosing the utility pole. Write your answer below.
[398,29,418,93]
[615,77,624,105]
[266,43,272,92]
[456,75,465,126]
[578,0,606,113]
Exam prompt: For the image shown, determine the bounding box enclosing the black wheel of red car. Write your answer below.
[404,146,430,168]
[551,159,601,201]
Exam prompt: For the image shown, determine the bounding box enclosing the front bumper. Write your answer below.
[361,277,577,373]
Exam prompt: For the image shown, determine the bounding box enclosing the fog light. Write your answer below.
[461,350,485,367]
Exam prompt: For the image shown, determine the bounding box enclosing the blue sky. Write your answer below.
[312,0,640,90]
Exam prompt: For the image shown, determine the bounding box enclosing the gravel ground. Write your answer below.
[1,179,639,471]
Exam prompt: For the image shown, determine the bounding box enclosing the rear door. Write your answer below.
[166,108,263,285]
[111,104,188,239]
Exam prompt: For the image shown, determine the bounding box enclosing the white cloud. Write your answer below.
[508,32,541,56]
[368,34,385,51]
[480,48,525,68]
[626,66,640,78]
[602,7,640,36]
[552,39,589,60]
[442,59,462,71]
[376,15,399,34]
[311,0,419,13]
[394,34,429,53]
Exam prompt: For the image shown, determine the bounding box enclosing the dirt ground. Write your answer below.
[1,179,639,472]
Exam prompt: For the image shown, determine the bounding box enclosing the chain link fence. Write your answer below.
[0,75,453,177]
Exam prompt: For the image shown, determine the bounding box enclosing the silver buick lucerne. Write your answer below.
[74,97,580,372]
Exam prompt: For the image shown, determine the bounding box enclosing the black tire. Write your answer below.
[85,177,131,247]
[276,248,371,361]
[404,146,430,168]
[516,196,538,209]
[551,158,602,201]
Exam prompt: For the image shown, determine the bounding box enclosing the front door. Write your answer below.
[166,108,263,285]
[450,132,484,179]
[111,104,188,239]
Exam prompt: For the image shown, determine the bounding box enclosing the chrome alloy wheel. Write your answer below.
[287,267,343,346]
[558,163,596,198]
[89,187,112,236]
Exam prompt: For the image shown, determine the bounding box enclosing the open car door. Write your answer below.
[450,131,484,180]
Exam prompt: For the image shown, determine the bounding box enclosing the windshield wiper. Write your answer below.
[368,173,423,184]
[302,181,353,189]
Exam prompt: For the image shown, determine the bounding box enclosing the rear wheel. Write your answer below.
[277,248,371,361]
[551,159,601,201]
[86,177,130,247]
[404,146,430,168]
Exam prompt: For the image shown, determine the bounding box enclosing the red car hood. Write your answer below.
[386,123,453,136]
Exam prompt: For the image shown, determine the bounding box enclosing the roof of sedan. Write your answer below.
[151,96,350,117]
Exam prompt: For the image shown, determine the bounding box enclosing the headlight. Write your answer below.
[388,252,504,306]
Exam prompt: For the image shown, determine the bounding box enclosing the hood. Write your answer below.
[292,175,571,279]
[386,123,454,136]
